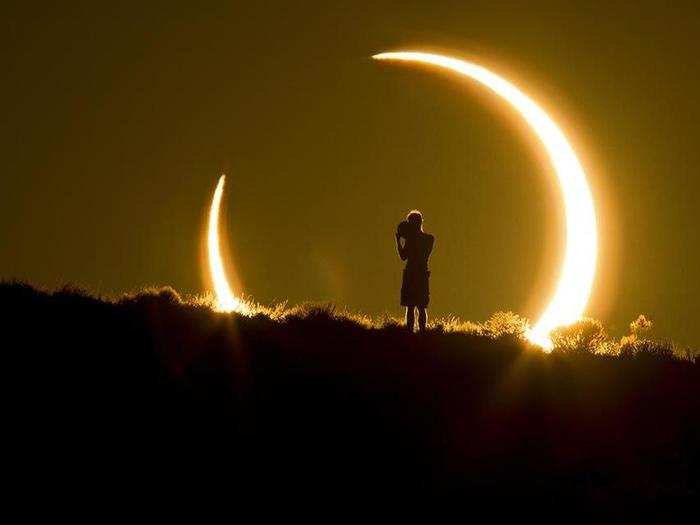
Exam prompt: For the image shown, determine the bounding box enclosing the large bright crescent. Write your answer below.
[373,51,597,349]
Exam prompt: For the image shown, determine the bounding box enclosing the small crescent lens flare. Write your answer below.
[373,51,598,350]
[207,175,247,314]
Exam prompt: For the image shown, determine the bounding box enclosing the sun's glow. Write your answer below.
[373,51,598,350]
[207,175,247,314]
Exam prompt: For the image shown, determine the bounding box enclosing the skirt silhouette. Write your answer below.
[401,267,430,307]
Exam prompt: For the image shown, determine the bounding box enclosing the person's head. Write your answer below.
[406,210,423,233]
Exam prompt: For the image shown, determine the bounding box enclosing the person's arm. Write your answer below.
[396,233,407,260]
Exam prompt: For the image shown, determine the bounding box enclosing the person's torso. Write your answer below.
[404,232,433,271]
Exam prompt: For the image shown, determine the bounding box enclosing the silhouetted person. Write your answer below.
[396,210,434,332]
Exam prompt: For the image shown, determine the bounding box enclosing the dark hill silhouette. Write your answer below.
[3,281,698,518]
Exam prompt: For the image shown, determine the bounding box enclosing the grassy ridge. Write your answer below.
[3,281,698,517]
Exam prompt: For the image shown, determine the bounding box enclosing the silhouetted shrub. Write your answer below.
[551,318,607,355]
[481,310,529,339]
[630,314,654,335]
[619,337,675,359]
[120,285,183,306]
[430,315,482,334]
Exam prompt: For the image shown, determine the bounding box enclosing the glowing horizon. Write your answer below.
[373,51,598,350]
[207,174,248,314]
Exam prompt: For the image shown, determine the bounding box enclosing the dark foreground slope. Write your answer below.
[3,282,698,518]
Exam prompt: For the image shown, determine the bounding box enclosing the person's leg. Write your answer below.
[405,306,415,332]
[417,307,427,332]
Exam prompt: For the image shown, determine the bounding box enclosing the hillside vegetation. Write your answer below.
[3,281,698,517]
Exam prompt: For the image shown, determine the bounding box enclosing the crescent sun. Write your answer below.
[207,175,247,314]
[372,52,597,350]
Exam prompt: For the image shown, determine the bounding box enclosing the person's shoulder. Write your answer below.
[424,232,435,241]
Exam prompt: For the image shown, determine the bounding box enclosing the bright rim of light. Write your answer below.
[373,51,597,350]
[207,175,247,313]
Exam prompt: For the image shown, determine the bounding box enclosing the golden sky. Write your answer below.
[2,2,698,345]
